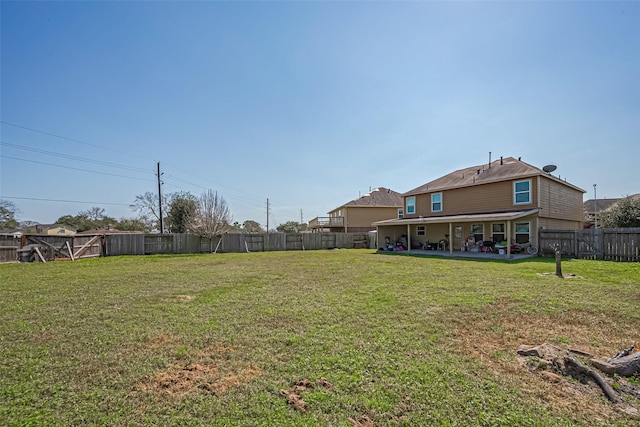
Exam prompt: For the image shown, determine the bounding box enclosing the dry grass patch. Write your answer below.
[134,342,261,399]
[452,297,639,423]
[160,294,196,303]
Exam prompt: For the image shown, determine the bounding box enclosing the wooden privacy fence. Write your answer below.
[5,232,369,262]
[103,232,369,257]
[539,228,640,262]
[0,234,105,262]
[0,235,21,262]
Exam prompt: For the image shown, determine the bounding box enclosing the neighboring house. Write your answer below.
[33,224,77,236]
[373,157,585,253]
[309,187,403,233]
[583,194,640,228]
[0,229,23,238]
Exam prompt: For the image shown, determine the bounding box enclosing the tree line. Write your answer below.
[1,191,310,235]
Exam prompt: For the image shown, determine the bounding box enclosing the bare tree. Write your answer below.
[188,190,232,238]
[80,207,106,221]
[131,192,166,231]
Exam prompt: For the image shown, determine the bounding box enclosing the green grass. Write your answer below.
[1,250,638,426]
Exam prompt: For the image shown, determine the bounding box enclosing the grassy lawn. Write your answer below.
[1,250,639,426]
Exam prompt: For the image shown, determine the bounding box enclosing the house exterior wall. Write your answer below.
[538,176,584,222]
[406,178,538,218]
[538,217,583,230]
[46,226,76,236]
[345,206,399,231]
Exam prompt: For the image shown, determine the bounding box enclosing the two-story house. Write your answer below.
[373,157,585,254]
[309,187,403,233]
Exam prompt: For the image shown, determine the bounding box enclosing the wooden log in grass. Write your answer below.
[565,355,621,403]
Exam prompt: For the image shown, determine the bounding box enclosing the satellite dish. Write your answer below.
[543,164,557,173]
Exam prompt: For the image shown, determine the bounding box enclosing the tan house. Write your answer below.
[33,224,77,236]
[373,157,585,255]
[309,187,403,233]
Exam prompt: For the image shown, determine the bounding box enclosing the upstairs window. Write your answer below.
[406,196,416,215]
[398,208,404,219]
[431,193,442,212]
[514,180,531,205]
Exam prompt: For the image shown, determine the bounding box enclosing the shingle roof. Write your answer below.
[336,187,403,210]
[403,157,585,196]
[584,194,640,214]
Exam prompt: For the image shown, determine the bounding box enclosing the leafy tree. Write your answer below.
[188,190,232,238]
[276,221,301,233]
[166,192,198,233]
[56,214,91,231]
[0,199,20,229]
[599,196,640,228]
[56,210,117,232]
[243,220,264,233]
[115,217,150,232]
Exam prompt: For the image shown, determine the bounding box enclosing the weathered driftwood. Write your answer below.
[607,350,640,377]
[565,355,621,403]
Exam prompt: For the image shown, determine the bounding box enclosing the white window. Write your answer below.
[514,222,530,244]
[471,224,484,242]
[398,208,404,219]
[492,223,505,243]
[417,226,425,236]
[431,193,442,212]
[514,180,531,205]
[406,196,416,215]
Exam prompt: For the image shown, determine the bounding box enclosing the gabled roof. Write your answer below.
[332,187,403,212]
[584,194,640,214]
[403,157,585,196]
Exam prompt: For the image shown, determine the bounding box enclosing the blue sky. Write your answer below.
[1,1,639,227]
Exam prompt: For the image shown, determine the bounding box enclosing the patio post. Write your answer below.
[506,220,512,258]
[449,222,453,254]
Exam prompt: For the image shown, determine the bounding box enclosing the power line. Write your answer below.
[1,155,156,182]
[1,141,153,174]
[0,121,156,162]
[162,164,266,204]
[2,195,131,206]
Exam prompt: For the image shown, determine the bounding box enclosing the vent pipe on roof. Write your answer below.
[500,156,503,165]
[489,151,491,168]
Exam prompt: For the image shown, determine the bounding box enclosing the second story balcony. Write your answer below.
[309,216,344,229]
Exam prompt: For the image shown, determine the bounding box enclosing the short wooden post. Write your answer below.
[555,249,563,278]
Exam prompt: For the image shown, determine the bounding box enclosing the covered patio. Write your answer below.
[376,248,536,261]
[373,209,539,259]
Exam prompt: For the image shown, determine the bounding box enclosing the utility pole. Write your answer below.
[157,162,164,234]
[266,198,270,233]
[593,184,597,229]
[300,209,303,224]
